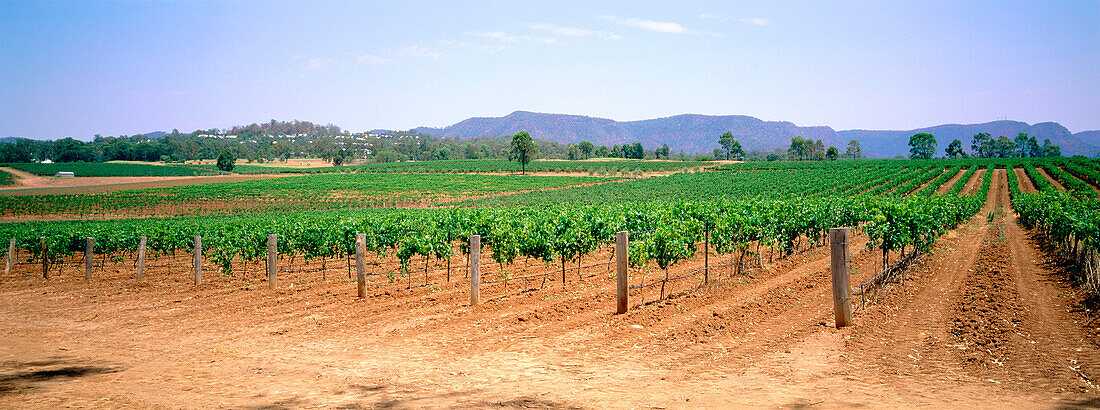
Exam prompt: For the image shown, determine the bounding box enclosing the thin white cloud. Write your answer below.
[471,31,518,42]
[306,57,331,70]
[602,16,695,34]
[438,39,505,53]
[356,54,391,65]
[698,13,722,19]
[739,17,770,26]
[402,45,441,58]
[528,35,557,44]
[470,31,556,44]
[530,23,621,40]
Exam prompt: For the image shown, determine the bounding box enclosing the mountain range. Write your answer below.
[415,111,1100,158]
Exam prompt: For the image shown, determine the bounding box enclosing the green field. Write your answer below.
[1,157,1097,283]
[319,159,708,174]
[3,162,222,177]
[459,160,968,207]
[159,159,710,175]
[0,173,613,217]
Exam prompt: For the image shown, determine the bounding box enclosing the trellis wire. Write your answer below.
[850,247,924,309]
[479,260,615,285]
[629,243,806,291]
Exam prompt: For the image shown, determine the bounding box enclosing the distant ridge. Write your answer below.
[413,111,1099,157]
[839,121,1097,158]
[416,111,842,155]
[7,114,1099,158]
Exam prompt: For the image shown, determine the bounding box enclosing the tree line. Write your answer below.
[909,132,1062,160]
[0,120,692,165]
[3,119,1069,166]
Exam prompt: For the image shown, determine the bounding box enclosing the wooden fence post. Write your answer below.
[616,231,628,314]
[85,237,94,279]
[703,226,709,285]
[469,235,480,307]
[355,233,366,298]
[267,234,277,290]
[136,236,147,280]
[193,236,202,285]
[5,238,14,276]
[830,227,853,328]
[40,236,47,279]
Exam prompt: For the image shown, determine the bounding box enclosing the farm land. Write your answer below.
[1,157,1100,407]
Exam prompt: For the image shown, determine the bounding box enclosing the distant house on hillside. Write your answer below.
[40,159,53,164]
[55,171,74,178]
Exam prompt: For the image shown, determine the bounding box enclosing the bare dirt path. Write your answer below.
[1,171,1098,407]
[936,167,968,195]
[1015,167,1038,193]
[1036,166,1068,192]
[903,167,944,196]
[746,169,1100,406]
[961,168,986,196]
[0,167,288,196]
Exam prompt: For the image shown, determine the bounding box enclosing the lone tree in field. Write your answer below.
[509,131,539,174]
[908,133,937,159]
[216,149,236,172]
[844,139,862,159]
[945,139,966,159]
[719,131,741,160]
[826,146,839,161]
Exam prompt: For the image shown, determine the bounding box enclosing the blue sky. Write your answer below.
[1,1,1098,139]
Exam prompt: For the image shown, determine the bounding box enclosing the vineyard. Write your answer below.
[239,158,709,175]
[0,173,612,218]
[3,157,1099,304]
[2,161,222,177]
[150,158,710,175]
[0,158,1010,298]
[2,157,1100,407]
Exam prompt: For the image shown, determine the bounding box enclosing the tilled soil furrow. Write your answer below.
[936,167,969,195]
[1014,167,1037,193]
[828,170,1002,397]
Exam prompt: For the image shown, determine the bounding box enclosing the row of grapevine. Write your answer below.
[887,167,945,197]
[2,162,221,177]
[1040,163,1097,199]
[0,173,607,217]
[1014,191,1100,293]
[1061,161,1100,194]
[1012,159,1100,294]
[1022,163,1055,193]
[0,194,984,283]
[210,159,711,175]
[913,166,962,197]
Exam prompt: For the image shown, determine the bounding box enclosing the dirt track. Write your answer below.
[1016,167,1038,193]
[0,170,1097,407]
[0,167,287,196]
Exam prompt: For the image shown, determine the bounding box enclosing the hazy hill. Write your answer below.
[1075,130,1100,151]
[416,111,1099,157]
[416,111,842,154]
[839,121,1098,157]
